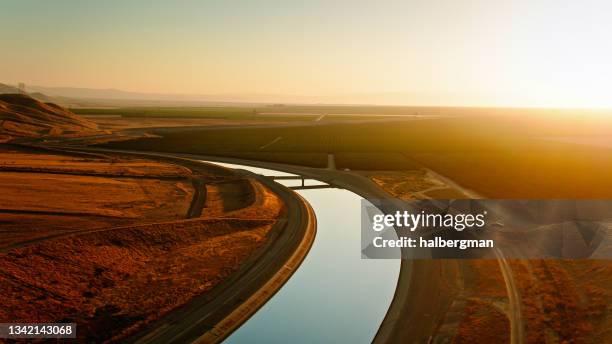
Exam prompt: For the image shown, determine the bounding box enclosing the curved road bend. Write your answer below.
[121,160,317,344]
[27,146,317,344]
[67,147,523,344]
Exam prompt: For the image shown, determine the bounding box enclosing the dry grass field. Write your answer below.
[0,147,194,249]
[366,170,467,200]
[0,218,278,341]
[0,145,285,342]
[0,148,190,176]
[508,259,611,343]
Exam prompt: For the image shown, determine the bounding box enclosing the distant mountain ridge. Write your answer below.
[0,83,65,104]
[2,83,267,107]
[0,93,99,142]
[28,85,151,100]
[22,84,425,106]
[3,82,431,107]
[0,83,21,94]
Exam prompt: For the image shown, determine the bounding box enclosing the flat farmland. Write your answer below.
[106,110,612,198]
[73,106,318,122]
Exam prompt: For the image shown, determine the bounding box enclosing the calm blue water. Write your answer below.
[203,161,400,344]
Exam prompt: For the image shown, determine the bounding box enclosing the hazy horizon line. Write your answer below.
[5,82,612,111]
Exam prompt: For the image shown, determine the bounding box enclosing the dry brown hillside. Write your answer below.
[0,93,99,142]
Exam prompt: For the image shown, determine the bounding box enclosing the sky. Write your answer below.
[1,0,612,107]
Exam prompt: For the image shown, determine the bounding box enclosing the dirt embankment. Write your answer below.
[0,146,285,342]
[0,94,102,142]
[508,259,611,343]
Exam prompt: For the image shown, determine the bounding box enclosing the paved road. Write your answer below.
[127,167,315,344]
